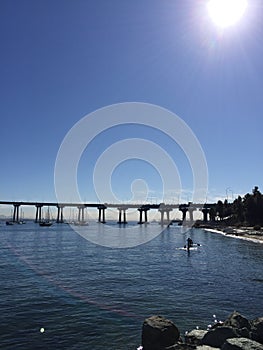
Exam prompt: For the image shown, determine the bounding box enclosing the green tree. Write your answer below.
[216,200,224,220]
[232,196,244,223]
[243,187,263,225]
[209,206,216,221]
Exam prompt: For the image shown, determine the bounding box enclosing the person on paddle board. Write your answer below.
[187,237,193,251]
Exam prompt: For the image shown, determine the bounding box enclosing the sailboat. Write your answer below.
[39,207,53,227]
[18,208,26,224]
[6,208,14,225]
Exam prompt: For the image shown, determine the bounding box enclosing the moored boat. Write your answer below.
[6,221,14,225]
[72,221,89,226]
[39,207,53,227]
[39,221,53,227]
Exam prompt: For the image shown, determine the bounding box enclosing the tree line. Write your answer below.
[210,186,263,227]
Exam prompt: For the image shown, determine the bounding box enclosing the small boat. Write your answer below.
[72,221,89,226]
[39,207,53,227]
[39,221,53,227]
[6,221,14,225]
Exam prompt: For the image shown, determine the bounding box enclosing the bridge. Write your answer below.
[0,200,216,224]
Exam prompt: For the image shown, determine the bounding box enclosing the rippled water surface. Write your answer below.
[0,222,262,349]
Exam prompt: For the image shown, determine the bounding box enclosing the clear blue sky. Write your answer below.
[1,0,263,207]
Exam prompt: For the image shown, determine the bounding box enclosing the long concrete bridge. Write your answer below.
[0,200,216,224]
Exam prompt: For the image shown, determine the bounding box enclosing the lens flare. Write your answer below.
[207,0,248,28]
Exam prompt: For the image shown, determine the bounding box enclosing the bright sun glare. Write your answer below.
[207,0,248,28]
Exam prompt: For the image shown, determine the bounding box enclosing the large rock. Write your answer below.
[185,329,208,345]
[223,311,251,333]
[222,337,263,350]
[251,317,263,344]
[142,315,180,350]
[202,326,238,348]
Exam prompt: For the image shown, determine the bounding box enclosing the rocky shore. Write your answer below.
[138,311,263,350]
[194,222,263,244]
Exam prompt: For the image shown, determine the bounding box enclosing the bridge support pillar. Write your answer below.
[138,209,143,224]
[166,209,173,225]
[117,208,127,224]
[159,209,164,225]
[138,208,149,224]
[13,204,20,222]
[188,208,195,222]
[77,206,86,223]
[35,205,43,223]
[158,208,172,225]
[98,205,106,223]
[179,206,188,222]
[57,206,64,223]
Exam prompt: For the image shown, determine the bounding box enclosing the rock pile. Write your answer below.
[142,315,181,350]
[140,311,263,350]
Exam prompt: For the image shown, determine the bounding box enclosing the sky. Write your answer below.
[1,0,263,216]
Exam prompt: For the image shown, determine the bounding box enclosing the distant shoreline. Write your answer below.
[202,226,263,244]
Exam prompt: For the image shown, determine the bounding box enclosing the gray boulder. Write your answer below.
[223,311,251,332]
[251,317,263,344]
[222,337,263,350]
[142,315,180,350]
[202,326,238,348]
[185,330,208,345]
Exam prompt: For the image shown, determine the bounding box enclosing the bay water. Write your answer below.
[0,221,262,349]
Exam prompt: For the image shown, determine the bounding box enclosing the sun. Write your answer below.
[207,0,248,28]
